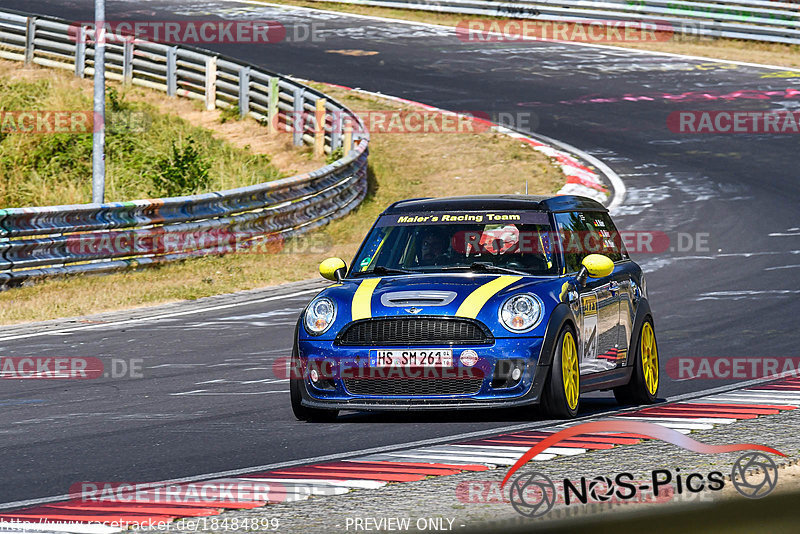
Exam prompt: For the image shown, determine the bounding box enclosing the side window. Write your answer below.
[554,211,625,273]
[593,211,628,261]
[554,211,588,273]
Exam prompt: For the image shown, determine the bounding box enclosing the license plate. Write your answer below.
[369,349,453,367]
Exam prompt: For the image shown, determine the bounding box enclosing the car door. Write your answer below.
[554,211,621,374]
[594,211,635,369]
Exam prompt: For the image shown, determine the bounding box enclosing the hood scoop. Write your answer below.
[380,291,457,308]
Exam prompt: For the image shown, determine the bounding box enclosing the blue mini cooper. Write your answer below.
[291,195,659,421]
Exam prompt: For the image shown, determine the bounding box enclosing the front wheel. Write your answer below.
[540,325,580,419]
[614,318,659,405]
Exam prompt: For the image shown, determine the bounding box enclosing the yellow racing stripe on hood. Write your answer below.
[456,276,522,319]
[352,277,382,320]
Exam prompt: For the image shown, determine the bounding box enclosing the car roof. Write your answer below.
[382,195,607,214]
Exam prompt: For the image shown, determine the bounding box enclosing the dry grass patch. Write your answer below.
[0,82,563,324]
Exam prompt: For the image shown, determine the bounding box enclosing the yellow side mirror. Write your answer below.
[582,254,614,279]
[320,257,347,282]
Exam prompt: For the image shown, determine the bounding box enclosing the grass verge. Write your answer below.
[0,82,564,324]
[256,0,800,69]
[0,59,325,207]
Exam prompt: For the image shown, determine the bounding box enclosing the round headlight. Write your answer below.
[304,297,336,335]
[499,294,543,333]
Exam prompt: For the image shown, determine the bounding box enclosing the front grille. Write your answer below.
[336,317,492,346]
[344,378,483,396]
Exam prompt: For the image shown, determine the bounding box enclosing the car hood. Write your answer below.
[303,273,569,339]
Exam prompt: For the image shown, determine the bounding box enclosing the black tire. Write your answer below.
[614,317,659,406]
[540,325,580,419]
[289,346,339,422]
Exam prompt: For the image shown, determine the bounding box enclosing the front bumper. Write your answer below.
[295,337,550,411]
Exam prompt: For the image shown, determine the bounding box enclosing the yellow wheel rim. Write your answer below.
[561,331,579,410]
[641,322,659,395]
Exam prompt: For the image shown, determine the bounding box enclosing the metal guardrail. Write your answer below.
[0,8,370,288]
[325,0,800,44]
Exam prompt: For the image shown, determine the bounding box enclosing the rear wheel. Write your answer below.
[614,319,659,405]
[541,325,580,419]
[290,347,339,422]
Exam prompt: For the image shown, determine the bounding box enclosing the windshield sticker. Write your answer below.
[377,211,550,227]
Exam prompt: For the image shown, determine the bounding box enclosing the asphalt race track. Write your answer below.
[1,0,799,506]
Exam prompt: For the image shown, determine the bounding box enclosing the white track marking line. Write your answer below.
[607,418,715,430]
[270,493,312,502]
[239,378,287,384]
[614,415,736,424]
[700,393,800,402]
[0,289,321,343]
[235,478,386,489]
[717,390,800,398]
[169,391,289,396]
[527,132,626,211]
[449,444,587,456]
[353,453,505,464]
[414,450,524,460]
[360,452,555,462]
[706,395,800,405]
[624,415,738,425]
[194,478,352,496]
[741,390,800,396]
[131,488,313,503]
[413,447,524,458]
[380,452,515,465]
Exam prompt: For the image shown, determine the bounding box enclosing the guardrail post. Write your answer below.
[238,66,250,119]
[330,109,342,152]
[343,121,353,154]
[292,87,304,146]
[166,46,177,97]
[314,98,326,157]
[122,40,133,86]
[75,26,86,78]
[205,55,217,111]
[24,17,36,65]
[268,77,279,134]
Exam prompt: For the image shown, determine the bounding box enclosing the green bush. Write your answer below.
[149,138,211,198]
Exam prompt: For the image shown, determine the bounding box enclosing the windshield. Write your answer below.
[350,210,558,276]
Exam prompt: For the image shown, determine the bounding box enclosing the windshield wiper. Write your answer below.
[467,262,530,276]
[434,263,530,275]
[351,266,416,277]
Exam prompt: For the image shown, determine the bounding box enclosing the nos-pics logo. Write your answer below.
[501,421,783,518]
